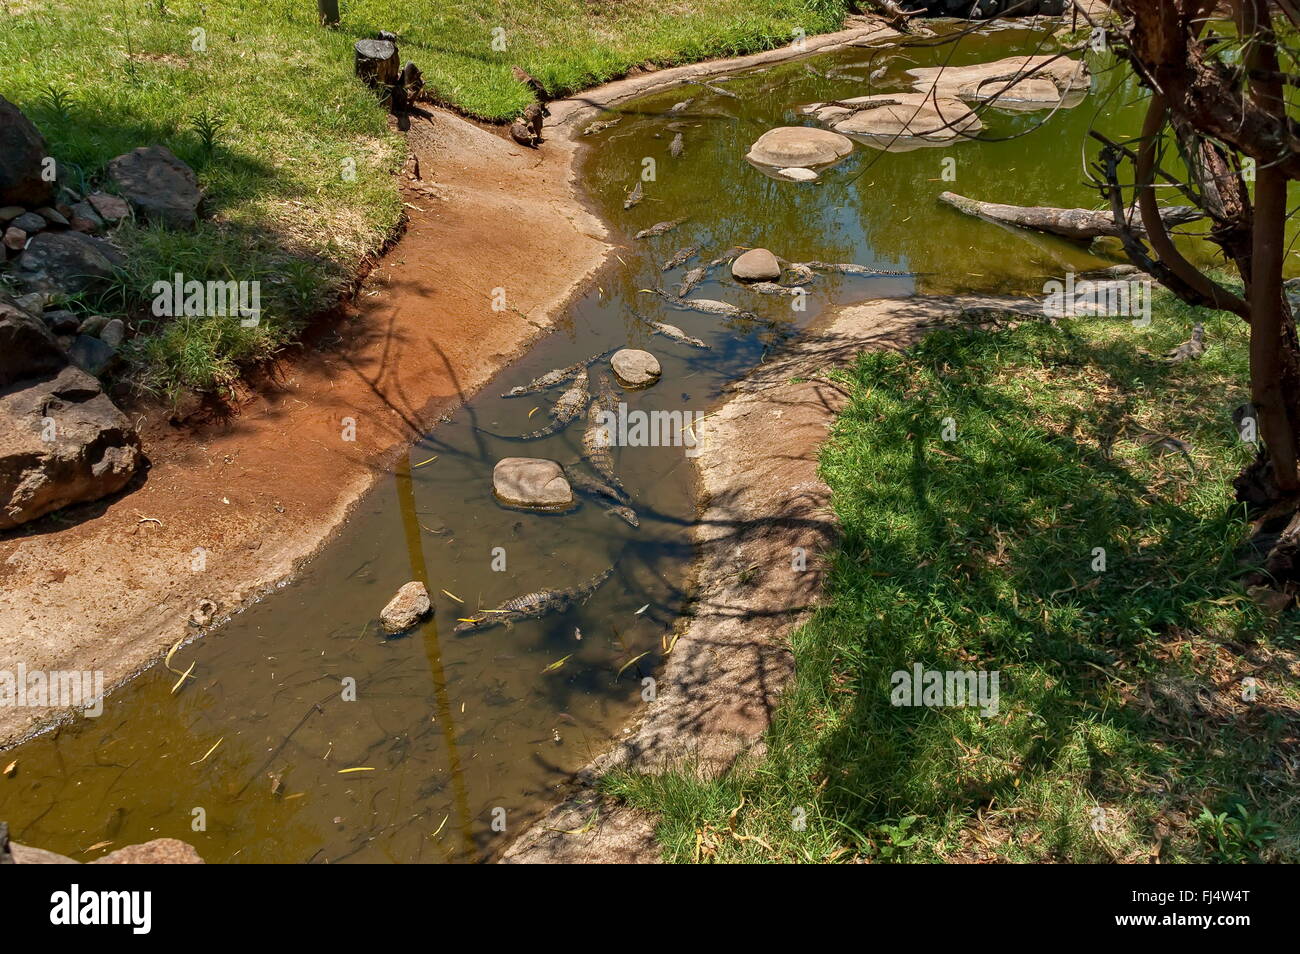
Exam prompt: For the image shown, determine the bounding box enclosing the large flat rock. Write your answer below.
[746,126,854,169]
[805,93,982,150]
[493,457,574,511]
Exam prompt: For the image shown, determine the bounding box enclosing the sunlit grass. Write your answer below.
[604,292,1300,863]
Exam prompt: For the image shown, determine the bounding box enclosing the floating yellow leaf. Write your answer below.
[441,589,464,603]
[617,651,649,679]
[431,814,448,837]
[456,617,482,624]
[191,737,223,765]
[170,660,196,694]
[337,767,375,774]
[528,406,540,418]
[542,654,573,674]
[2,760,16,777]
[414,455,438,467]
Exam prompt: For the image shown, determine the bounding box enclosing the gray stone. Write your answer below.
[0,365,143,530]
[86,191,130,223]
[10,211,44,233]
[610,348,662,388]
[380,581,432,634]
[493,457,574,511]
[0,206,24,223]
[68,200,104,232]
[78,315,109,337]
[99,317,126,348]
[34,206,67,228]
[13,231,125,295]
[746,126,853,168]
[0,95,54,208]
[0,296,66,387]
[107,146,202,229]
[68,335,117,377]
[732,248,782,282]
[42,309,80,334]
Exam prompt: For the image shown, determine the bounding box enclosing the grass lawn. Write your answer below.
[0,0,852,399]
[604,293,1300,863]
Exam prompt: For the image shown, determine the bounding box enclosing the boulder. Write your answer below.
[0,95,54,209]
[907,54,1090,110]
[86,191,130,223]
[90,839,205,864]
[68,335,117,377]
[13,231,125,295]
[732,248,782,282]
[0,365,143,530]
[106,145,202,229]
[380,580,431,634]
[804,93,982,149]
[610,348,662,388]
[0,296,66,387]
[746,126,853,169]
[492,457,574,511]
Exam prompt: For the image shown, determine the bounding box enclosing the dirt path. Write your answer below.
[0,110,609,747]
[502,295,1040,863]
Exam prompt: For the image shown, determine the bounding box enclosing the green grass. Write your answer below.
[0,0,852,399]
[604,293,1300,863]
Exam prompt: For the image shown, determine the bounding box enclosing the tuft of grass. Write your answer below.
[604,292,1300,863]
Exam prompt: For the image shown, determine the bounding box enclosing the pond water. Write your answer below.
[0,21,1235,863]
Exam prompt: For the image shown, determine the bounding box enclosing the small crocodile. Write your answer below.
[493,371,589,440]
[566,467,637,526]
[669,132,684,158]
[707,247,747,267]
[676,265,708,298]
[624,180,644,210]
[454,564,616,632]
[501,353,602,398]
[746,281,801,296]
[639,314,710,350]
[669,98,695,113]
[647,287,758,321]
[581,373,629,499]
[661,245,698,271]
[701,82,737,99]
[803,261,914,277]
[582,117,622,135]
[635,218,686,239]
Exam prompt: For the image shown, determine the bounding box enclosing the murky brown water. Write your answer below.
[1,21,1274,862]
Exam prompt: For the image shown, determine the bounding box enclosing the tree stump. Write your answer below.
[354,39,399,90]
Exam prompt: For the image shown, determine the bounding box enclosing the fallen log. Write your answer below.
[938,191,1200,241]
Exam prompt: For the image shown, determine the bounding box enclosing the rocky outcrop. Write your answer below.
[803,93,982,149]
[380,581,431,634]
[0,365,143,530]
[0,95,53,209]
[107,145,202,229]
[13,231,125,296]
[907,54,1090,111]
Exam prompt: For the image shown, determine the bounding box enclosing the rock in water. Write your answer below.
[493,457,574,511]
[380,581,432,634]
[777,167,818,182]
[610,349,661,389]
[0,95,54,208]
[746,127,853,169]
[107,146,202,229]
[0,365,143,530]
[731,248,782,282]
[14,232,125,296]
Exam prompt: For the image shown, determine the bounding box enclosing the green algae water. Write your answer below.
[0,21,1271,862]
